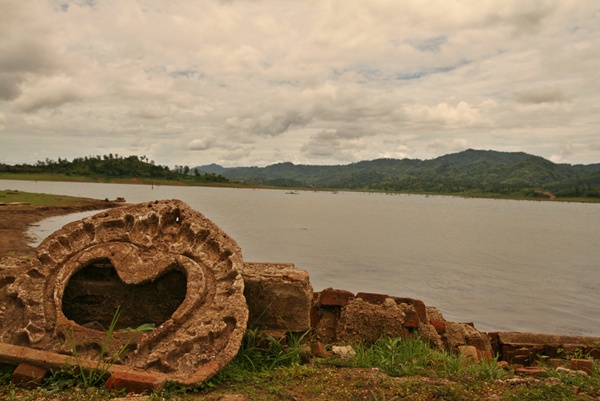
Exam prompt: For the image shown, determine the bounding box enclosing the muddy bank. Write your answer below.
[0,200,123,258]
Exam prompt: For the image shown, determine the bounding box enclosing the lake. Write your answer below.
[2,179,599,336]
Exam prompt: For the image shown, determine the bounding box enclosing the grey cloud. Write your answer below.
[486,4,554,36]
[225,111,311,137]
[301,129,367,161]
[514,87,568,104]
[15,84,88,112]
[128,104,172,119]
[409,36,447,53]
[0,73,21,101]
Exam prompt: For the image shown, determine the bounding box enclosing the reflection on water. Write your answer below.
[27,210,102,247]
[4,179,599,336]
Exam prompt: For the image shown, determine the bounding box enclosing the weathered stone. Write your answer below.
[336,298,409,343]
[458,345,479,365]
[331,345,356,359]
[242,262,312,332]
[313,308,338,344]
[417,321,444,349]
[445,322,488,349]
[0,200,248,386]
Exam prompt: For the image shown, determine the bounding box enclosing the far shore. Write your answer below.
[1,174,599,203]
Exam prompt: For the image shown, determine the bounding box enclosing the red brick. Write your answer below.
[429,320,446,334]
[106,371,165,393]
[585,347,600,360]
[319,288,355,307]
[310,341,327,358]
[396,298,427,323]
[403,309,420,328]
[356,292,389,305]
[571,359,593,375]
[11,363,48,389]
[542,344,562,358]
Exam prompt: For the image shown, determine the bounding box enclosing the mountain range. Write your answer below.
[194,149,600,198]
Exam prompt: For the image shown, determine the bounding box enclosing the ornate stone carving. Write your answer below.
[0,200,248,386]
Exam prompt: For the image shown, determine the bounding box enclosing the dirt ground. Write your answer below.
[0,200,121,258]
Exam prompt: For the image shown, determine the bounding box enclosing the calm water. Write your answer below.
[3,179,599,336]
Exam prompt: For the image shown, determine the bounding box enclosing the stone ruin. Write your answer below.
[1,199,599,391]
[0,200,248,387]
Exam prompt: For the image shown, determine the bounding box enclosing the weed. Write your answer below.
[472,355,507,380]
[61,306,132,387]
[352,335,440,377]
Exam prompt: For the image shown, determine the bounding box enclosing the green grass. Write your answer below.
[1,331,600,400]
[0,189,96,206]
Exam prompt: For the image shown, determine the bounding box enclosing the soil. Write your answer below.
[0,200,123,258]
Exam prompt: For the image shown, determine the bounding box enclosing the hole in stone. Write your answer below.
[62,258,187,331]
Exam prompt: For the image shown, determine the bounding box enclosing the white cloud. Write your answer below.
[187,136,217,151]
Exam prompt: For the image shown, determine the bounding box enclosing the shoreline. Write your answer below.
[0,200,123,258]
[1,175,598,203]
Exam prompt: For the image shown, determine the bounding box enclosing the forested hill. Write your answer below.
[195,149,600,198]
[0,154,229,184]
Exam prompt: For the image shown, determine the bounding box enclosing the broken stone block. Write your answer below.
[242,262,313,333]
[313,308,339,344]
[336,297,409,343]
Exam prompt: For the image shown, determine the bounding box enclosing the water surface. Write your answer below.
[3,179,598,335]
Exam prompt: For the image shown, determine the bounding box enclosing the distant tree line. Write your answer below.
[197,149,600,198]
[0,154,229,184]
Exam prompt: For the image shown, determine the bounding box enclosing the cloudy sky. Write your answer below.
[1,1,599,168]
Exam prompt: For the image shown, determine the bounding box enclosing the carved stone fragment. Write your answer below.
[0,199,248,386]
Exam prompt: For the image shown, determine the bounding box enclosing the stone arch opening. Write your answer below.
[62,258,187,331]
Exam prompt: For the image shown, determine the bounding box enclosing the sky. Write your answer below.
[1,1,599,168]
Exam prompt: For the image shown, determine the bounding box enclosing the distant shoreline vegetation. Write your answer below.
[1,150,599,202]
